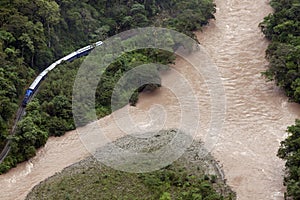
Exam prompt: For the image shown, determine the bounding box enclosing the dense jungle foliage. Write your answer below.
[0,0,216,173]
[260,1,300,199]
[278,120,300,199]
[260,0,300,103]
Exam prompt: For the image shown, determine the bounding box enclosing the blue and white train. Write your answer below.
[22,41,103,107]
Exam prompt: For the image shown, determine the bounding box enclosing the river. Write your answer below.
[196,0,300,199]
[1,0,300,199]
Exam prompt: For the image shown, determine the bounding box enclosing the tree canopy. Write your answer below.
[261,1,300,199]
[260,0,300,103]
[278,120,300,199]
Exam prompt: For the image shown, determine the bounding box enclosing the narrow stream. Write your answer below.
[1,1,300,200]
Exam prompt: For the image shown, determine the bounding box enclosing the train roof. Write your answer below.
[95,41,103,46]
[29,74,44,90]
[45,63,57,71]
[27,40,103,91]
[76,45,93,54]
[61,52,77,62]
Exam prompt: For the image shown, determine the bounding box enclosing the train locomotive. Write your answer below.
[22,41,103,107]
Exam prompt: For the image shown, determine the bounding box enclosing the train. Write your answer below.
[22,41,103,107]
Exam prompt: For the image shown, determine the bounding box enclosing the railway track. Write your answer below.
[0,107,24,162]
[0,102,26,163]
[0,41,103,163]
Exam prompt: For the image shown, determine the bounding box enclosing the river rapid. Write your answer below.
[196,0,300,199]
[1,0,300,199]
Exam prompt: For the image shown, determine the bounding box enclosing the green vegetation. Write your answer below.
[260,0,300,103]
[260,1,300,199]
[278,120,300,199]
[27,164,229,200]
[0,0,216,173]
[26,138,235,200]
[0,50,171,173]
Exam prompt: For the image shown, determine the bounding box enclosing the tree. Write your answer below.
[159,192,171,200]
[260,0,300,103]
[278,120,300,199]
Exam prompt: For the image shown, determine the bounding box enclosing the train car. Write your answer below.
[62,52,77,62]
[95,41,103,46]
[45,62,58,72]
[76,45,93,58]
[22,89,34,107]
[29,74,45,91]
[21,40,103,107]
[22,72,47,107]
[39,70,48,77]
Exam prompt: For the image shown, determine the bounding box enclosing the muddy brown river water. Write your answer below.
[1,0,300,199]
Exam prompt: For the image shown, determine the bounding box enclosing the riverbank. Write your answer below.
[26,129,235,199]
